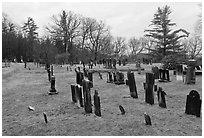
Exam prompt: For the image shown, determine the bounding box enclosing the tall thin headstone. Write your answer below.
[157,87,167,108]
[71,85,77,103]
[94,90,101,117]
[82,79,92,113]
[48,76,58,95]
[127,71,138,98]
[145,73,154,105]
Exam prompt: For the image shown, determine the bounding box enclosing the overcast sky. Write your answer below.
[2,1,201,39]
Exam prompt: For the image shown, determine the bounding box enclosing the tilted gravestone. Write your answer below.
[119,105,125,115]
[127,71,138,98]
[185,90,201,117]
[94,90,101,117]
[82,79,92,113]
[145,73,154,105]
[157,87,167,108]
[48,76,58,95]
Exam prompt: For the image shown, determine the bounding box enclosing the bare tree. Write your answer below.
[46,10,81,61]
[113,36,127,58]
[84,19,110,62]
[128,37,146,60]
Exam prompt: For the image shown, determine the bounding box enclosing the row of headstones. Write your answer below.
[109,70,201,117]
[107,71,125,85]
[174,63,197,84]
[46,65,201,118]
[151,67,170,82]
[103,58,127,69]
[71,67,102,116]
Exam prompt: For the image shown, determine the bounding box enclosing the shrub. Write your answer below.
[55,53,70,65]
[161,54,187,70]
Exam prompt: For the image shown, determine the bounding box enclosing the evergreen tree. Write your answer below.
[22,17,38,61]
[145,5,189,61]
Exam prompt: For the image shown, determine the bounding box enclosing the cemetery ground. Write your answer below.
[2,63,202,136]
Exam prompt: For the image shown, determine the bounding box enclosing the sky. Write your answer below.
[2,1,202,39]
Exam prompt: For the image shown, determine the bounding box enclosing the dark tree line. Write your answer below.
[2,5,201,65]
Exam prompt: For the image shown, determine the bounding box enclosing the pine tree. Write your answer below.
[145,5,189,61]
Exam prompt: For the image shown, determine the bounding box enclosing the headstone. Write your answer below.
[157,87,167,108]
[76,71,84,86]
[82,79,92,113]
[94,90,101,117]
[88,72,93,88]
[185,59,196,84]
[185,90,201,117]
[145,73,154,105]
[98,72,103,79]
[176,64,183,81]
[71,84,77,103]
[48,76,58,95]
[75,84,84,107]
[107,72,113,83]
[83,68,88,77]
[127,71,138,98]
[115,71,125,85]
[119,105,125,115]
[185,67,196,84]
[43,112,48,123]
[144,112,151,125]
[159,69,170,82]
[152,66,160,79]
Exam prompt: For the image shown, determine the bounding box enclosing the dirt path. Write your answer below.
[2,63,202,136]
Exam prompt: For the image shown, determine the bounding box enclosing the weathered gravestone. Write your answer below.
[75,84,84,107]
[185,59,196,84]
[144,112,152,125]
[159,69,170,82]
[70,84,77,103]
[82,79,92,113]
[115,71,125,85]
[119,105,125,115]
[152,66,160,79]
[88,72,93,88]
[75,68,84,86]
[43,112,48,124]
[185,90,201,117]
[94,90,101,117]
[127,71,138,98]
[107,71,113,83]
[157,87,167,108]
[175,64,183,81]
[83,68,88,77]
[48,76,58,95]
[145,73,154,105]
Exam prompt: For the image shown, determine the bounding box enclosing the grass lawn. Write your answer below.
[2,63,202,136]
